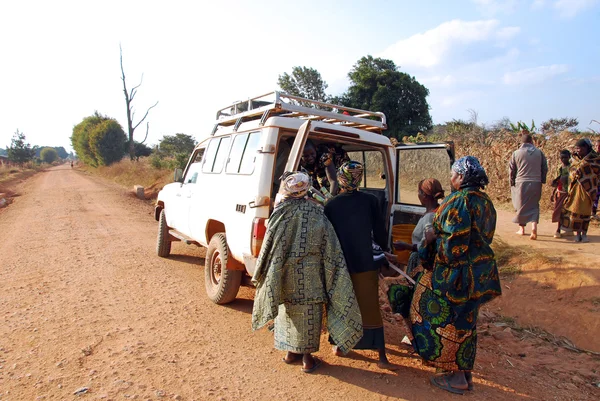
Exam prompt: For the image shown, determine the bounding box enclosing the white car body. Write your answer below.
[155,92,454,304]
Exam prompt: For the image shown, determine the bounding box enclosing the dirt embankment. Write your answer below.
[0,166,598,401]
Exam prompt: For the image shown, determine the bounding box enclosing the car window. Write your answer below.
[239,132,261,174]
[184,148,205,184]
[225,131,261,174]
[346,150,386,189]
[226,133,249,173]
[397,147,451,205]
[203,136,231,173]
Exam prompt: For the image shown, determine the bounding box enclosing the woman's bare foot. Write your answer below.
[332,345,344,357]
[282,352,302,364]
[516,226,525,235]
[530,230,537,240]
[377,349,399,371]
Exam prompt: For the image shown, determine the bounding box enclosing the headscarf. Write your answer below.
[337,161,364,192]
[452,156,489,189]
[575,138,593,150]
[279,171,310,200]
[418,178,445,200]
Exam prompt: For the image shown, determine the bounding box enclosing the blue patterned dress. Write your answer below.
[410,187,502,371]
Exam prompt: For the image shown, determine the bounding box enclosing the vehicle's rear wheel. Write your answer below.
[205,233,242,304]
[156,209,171,257]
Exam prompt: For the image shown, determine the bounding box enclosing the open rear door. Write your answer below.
[283,121,312,173]
[390,142,455,264]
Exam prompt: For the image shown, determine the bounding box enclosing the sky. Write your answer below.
[1,0,599,152]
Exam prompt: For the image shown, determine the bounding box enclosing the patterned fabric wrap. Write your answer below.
[251,199,363,354]
[561,151,600,231]
[452,156,489,189]
[337,161,364,192]
[413,188,502,371]
[279,172,310,200]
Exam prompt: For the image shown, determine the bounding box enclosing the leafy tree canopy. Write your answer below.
[35,146,68,159]
[278,66,329,104]
[40,147,59,164]
[7,129,36,165]
[158,134,196,157]
[88,119,127,166]
[71,112,126,166]
[337,56,432,139]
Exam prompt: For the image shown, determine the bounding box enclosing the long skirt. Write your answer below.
[410,271,478,371]
[552,191,568,223]
[274,303,323,353]
[511,181,542,225]
[561,181,594,232]
[346,270,385,350]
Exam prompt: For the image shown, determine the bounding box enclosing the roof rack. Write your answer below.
[211,91,387,135]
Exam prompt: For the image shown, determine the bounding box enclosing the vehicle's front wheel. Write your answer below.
[156,209,172,258]
[205,233,242,304]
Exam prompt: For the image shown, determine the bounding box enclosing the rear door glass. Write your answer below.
[396,145,453,205]
[347,150,386,189]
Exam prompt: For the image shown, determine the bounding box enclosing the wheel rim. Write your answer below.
[210,250,222,285]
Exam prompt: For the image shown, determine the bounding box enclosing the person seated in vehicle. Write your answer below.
[300,140,349,196]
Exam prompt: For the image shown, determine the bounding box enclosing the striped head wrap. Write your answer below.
[337,161,364,192]
[279,171,310,200]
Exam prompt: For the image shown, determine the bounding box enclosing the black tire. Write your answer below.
[156,209,172,258]
[205,233,242,304]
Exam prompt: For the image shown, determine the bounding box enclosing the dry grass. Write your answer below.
[0,164,43,188]
[82,157,173,198]
[492,237,561,277]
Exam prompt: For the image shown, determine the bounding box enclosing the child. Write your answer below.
[551,149,571,237]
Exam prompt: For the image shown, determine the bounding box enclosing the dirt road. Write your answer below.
[1,166,599,400]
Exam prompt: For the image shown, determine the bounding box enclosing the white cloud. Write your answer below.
[471,0,518,15]
[554,0,598,18]
[503,64,569,85]
[380,19,520,69]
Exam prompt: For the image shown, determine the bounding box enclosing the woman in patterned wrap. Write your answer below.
[324,161,397,370]
[560,138,600,243]
[412,156,502,394]
[251,172,363,373]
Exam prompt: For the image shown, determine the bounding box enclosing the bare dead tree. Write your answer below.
[120,44,158,160]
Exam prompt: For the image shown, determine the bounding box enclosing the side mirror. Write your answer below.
[174,168,183,183]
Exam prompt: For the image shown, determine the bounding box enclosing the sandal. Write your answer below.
[430,375,466,395]
[301,357,322,373]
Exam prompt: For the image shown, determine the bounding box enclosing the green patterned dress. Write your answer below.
[251,199,363,354]
[410,187,502,371]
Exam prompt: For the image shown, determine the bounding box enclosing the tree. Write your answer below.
[7,130,36,166]
[40,147,58,164]
[71,112,104,166]
[158,133,196,157]
[88,119,127,166]
[133,142,153,159]
[540,117,579,134]
[71,112,127,166]
[338,56,432,138]
[120,44,158,161]
[277,66,329,105]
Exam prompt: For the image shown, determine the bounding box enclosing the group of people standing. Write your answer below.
[510,134,600,242]
[251,142,502,395]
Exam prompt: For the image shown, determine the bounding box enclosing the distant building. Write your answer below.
[0,155,14,166]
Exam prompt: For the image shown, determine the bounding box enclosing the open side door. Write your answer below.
[389,142,455,264]
[283,121,312,173]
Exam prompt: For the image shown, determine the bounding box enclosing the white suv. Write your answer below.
[155,91,454,304]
